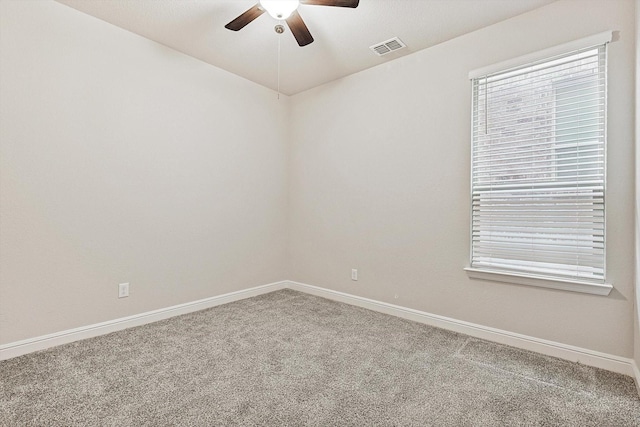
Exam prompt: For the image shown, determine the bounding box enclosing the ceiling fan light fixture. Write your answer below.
[259,0,300,20]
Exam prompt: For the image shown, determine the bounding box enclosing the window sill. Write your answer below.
[464,267,613,296]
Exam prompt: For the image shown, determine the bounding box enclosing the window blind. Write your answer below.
[470,44,607,284]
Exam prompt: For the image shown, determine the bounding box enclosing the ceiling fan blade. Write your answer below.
[225,4,265,31]
[300,0,359,7]
[286,10,314,47]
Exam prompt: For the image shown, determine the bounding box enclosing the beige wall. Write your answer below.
[635,0,640,369]
[288,0,636,357]
[0,0,289,344]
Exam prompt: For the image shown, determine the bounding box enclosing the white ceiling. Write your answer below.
[55,0,556,95]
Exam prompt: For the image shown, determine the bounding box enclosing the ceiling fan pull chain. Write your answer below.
[277,25,282,99]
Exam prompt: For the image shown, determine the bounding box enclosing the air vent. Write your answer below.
[370,37,406,56]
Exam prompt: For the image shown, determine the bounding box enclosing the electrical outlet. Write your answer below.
[118,282,129,298]
[351,269,358,281]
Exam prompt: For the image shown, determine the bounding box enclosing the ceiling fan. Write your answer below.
[225,0,360,47]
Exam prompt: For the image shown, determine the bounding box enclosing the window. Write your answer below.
[466,34,612,295]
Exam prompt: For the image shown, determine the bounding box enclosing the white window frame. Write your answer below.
[465,32,613,296]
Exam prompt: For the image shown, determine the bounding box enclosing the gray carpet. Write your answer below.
[1,289,639,426]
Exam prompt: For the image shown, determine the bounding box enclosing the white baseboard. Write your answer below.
[2,278,637,388]
[285,280,636,378]
[0,280,288,361]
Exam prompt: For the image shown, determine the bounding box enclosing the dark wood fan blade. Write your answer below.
[286,10,314,47]
[225,4,265,31]
[301,0,359,7]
